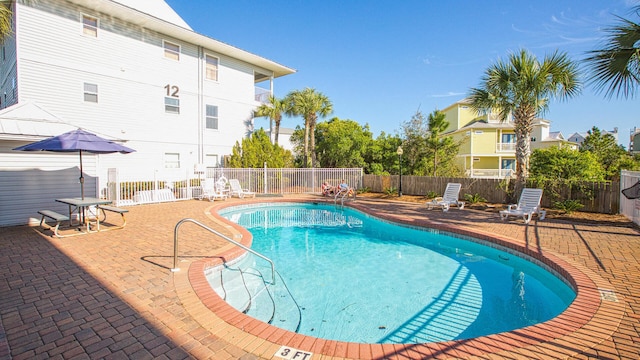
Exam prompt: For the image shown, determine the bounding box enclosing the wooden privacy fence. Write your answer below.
[363,175,620,214]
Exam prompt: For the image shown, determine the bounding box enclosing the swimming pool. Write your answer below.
[212,202,576,344]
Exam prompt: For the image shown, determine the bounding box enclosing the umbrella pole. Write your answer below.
[79,150,85,200]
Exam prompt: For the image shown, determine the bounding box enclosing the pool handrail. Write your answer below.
[334,186,356,207]
[171,218,276,285]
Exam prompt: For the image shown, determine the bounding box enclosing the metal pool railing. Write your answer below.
[171,218,276,285]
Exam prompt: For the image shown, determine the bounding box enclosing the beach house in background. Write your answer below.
[442,98,576,178]
[0,0,295,226]
[567,128,619,146]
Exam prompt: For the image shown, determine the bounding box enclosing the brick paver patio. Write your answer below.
[0,196,638,359]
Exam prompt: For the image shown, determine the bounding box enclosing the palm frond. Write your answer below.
[584,9,640,99]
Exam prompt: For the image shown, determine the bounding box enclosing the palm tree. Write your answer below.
[254,95,289,145]
[285,88,333,167]
[0,2,13,41]
[469,49,581,189]
[584,4,640,99]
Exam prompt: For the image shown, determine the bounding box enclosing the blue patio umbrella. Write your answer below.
[13,128,135,199]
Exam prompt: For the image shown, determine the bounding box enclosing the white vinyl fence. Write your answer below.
[620,170,640,226]
[106,167,363,207]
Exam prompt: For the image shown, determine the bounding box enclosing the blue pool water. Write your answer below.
[214,203,576,344]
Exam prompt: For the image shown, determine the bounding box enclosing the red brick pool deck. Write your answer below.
[1,196,638,359]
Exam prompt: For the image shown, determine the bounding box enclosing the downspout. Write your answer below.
[269,74,274,143]
[197,46,204,164]
[469,131,474,177]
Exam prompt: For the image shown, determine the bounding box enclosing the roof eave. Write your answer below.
[64,0,296,78]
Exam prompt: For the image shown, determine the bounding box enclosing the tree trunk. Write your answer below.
[303,121,310,168]
[513,107,535,193]
[274,115,281,145]
[310,118,317,168]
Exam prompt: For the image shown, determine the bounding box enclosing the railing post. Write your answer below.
[264,162,268,194]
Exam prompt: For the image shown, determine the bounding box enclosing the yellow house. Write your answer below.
[441,98,575,178]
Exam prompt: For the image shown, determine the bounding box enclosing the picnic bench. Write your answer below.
[38,201,129,237]
[97,205,128,230]
[38,210,69,238]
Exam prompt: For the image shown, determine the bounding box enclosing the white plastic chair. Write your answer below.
[500,188,546,224]
[199,179,226,201]
[215,176,229,199]
[229,179,256,198]
[426,183,465,212]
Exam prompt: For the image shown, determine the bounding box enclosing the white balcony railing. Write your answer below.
[255,87,271,103]
[496,142,516,152]
[466,168,515,178]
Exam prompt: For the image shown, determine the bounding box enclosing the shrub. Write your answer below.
[425,190,438,198]
[358,186,371,194]
[384,186,398,195]
[464,193,486,204]
[553,199,584,214]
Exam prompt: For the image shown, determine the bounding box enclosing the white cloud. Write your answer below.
[430,92,466,98]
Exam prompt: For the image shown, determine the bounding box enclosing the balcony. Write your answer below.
[255,87,271,104]
[496,142,516,152]
[466,168,515,178]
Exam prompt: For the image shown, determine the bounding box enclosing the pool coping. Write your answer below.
[182,198,625,359]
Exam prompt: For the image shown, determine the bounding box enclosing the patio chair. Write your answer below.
[215,176,230,198]
[426,183,465,211]
[500,188,546,224]
[229,179,256,198]
[199,179,227,201]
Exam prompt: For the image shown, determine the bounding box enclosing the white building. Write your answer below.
[567,127,619,146]
[264,127,296,153]
[0,0,295,226]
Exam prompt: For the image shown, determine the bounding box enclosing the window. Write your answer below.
[206,105,218,129]
[82,15,98,37]
[502,133,515,143]
[164,153,180,168]
[84,83,98,103]
[502,159,515,170]
[205,154,219,168]
[163,40,180,60]
[165,97,179,113]
[205,55,219,81]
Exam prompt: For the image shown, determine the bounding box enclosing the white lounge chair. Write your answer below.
[199,179,227,201]
[229,179,256,198]
[133,189,176,204]
[500,188,546,224]
[426,183,465,211]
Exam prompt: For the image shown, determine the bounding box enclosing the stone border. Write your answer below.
[180,198,625,359]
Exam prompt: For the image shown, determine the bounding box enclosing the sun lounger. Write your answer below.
[499,188,546,224]
[229,179,255,198]
[426,183,465,211]
[133,189,177,204]
[198,179,227,201]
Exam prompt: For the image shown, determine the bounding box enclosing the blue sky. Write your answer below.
[165,0,638,147]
